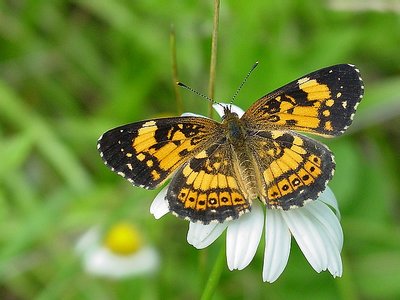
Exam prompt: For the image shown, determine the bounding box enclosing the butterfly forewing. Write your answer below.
[242,64,364,136]
[98,117,221,189]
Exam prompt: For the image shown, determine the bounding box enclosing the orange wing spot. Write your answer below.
[278,178,294,196]
[309,154,322,166]
[264,169,274,184]
[153,142,177,161]
[270,160,290,177]
[210,174,218,189]
[292,106,319,117]
[200,173,214,190]
[306,90,330,101]
[158,140,194,170]
[217,174,228,188]
[271,131,285,139]
[136,122,156,135]
[219,191,232,206]
[133,132,157,150]
[136,153,146,161]
[288,144,307,155]
[227,176,238,189]
[280,101,294,111]
[304,161,322,176]
[267,184,281,200]
[280,114,320,129]
[192,170,205,190]
[231,192,246,205]
[186,171,197,185]
[151,170,161,181]
[196,193,207,211]
[185,190,198,208]
[177,188,192,208]
[325,99,334,107]
[212,162,221,170]
[325,121,333,131]
[207,192,219,208]
[322,109,331,117]
[280,150,303,167]
[292,136,304,146]
[288,173,303,189]
[297,168,314,185]
[195,150,208,159]
[170,130,186,141]
[299,80,331,100]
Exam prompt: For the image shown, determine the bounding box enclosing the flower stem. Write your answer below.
[170,24,183,115]
[200,245,225,300]
[207,0,220,118]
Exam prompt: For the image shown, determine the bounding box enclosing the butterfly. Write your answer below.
[98,64,364,224]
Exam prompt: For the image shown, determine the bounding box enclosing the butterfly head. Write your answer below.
[221,104,237,120]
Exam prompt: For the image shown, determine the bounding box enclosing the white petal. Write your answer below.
[305,201,343,276]
[308,200,343,250]
[181,112,208,118]
[150,185,170,219]
[226,202,264,270]
[212,103,245,118]
[83,246,159,278]
[75,227,100,255]
[281,204,328,272]
[187,222,228,249]
[318,187,341,219]
[324,233,343,277]
[263,209,291,283]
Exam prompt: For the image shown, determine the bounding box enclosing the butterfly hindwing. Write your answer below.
[98,117,221,189]
[167,142,250,224]
[249,130,335,209]
[242,64,364,136]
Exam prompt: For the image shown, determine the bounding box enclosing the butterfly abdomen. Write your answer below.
[223,113,260,201]
[234,150,259,200]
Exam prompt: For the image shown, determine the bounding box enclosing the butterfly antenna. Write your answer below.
[177,82,223,108]
[230,61,259,105]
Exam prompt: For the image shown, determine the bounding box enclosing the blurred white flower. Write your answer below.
[150,103,343,282]
[76,222,159,279]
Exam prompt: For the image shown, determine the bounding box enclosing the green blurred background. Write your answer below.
[1,1,400,299]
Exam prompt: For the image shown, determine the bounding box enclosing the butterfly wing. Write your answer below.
[97,117,221,189]
[242,64,364,136]
[167,142,250,224]
[249,130,334,209]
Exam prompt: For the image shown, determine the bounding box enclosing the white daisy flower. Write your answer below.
[76,222,159,279]
[150,103,343,282]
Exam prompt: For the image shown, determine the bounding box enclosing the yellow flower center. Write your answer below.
[104,223,142,255]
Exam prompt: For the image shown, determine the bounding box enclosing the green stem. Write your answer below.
[170,24,183,115]
[200,245,226,300]
[208,0,220,118]
[200,3,223,298]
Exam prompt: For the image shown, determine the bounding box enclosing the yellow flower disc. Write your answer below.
[104,223,142,255]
